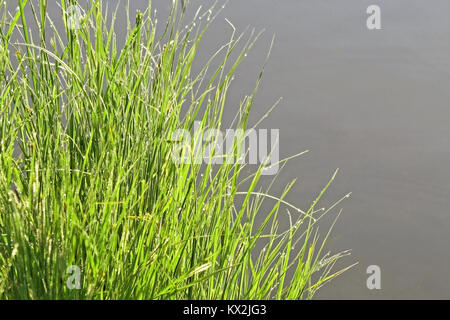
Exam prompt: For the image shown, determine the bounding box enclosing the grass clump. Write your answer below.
[0,0,353,299]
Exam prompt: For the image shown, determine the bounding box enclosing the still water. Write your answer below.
[44,0,450,298]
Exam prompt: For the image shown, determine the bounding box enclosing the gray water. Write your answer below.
[47,0,450,298]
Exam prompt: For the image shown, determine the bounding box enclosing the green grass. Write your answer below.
[0,0,353,299]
